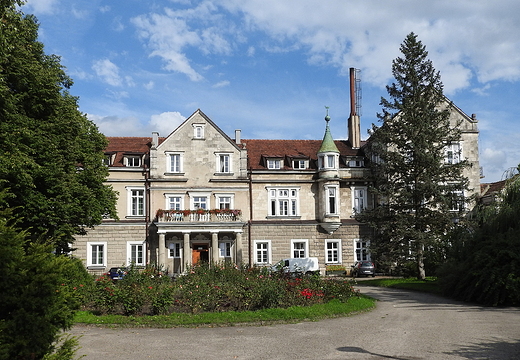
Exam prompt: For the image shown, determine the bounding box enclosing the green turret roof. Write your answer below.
[318,110,339,153]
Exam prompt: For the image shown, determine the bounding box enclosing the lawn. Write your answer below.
[74,295,376,328]
[355,277,441,294]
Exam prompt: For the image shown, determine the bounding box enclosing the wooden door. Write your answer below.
[192,244,209,264]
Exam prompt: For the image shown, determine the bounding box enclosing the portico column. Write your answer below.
[211,231,219,264]
[183,232,191,271]
[158,233,166,269]
[235,231,243,264]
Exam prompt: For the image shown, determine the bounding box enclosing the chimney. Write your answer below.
[152,131,159,149]
[235,129,241,145]
[348,68,361,149]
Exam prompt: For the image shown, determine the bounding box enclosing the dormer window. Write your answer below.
[125,155,142,167]
[292,159,308,170]
[102,154,111,166]
[193,124,205,139]
[347,157,364,167]
[267,159,282,169]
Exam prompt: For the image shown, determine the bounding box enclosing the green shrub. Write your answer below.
[83,262,357,316]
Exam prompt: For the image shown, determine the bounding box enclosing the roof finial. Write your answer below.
[324,106,330,122]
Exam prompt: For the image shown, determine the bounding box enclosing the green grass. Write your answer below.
[74,296,375,328]
[356,277,441,294]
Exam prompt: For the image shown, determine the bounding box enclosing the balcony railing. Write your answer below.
[155,209,242,223]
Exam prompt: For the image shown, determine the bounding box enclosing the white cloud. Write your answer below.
[92,59,134,88]
[131,2,237,81]
[213,80,230,88]
[87,114,143,137]
[92,59,123,86]
[23,0,59,14]
[220,0,520,92]
[87,111,185,137]
[150,112,186,136]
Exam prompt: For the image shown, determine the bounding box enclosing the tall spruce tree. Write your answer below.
[358,33,470,279]
[0,0,117,251]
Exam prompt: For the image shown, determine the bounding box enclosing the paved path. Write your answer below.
[71,286,520,359]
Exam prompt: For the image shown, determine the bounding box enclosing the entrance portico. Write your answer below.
[155,225,244,275]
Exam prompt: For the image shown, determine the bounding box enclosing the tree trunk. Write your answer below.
[417,245,426,280]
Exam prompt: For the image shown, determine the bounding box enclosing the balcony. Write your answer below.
[155,209,242,223]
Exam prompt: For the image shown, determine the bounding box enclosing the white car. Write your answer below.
[271,257,320,275]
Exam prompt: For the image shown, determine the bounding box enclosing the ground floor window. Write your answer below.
[325,239,341,264]
[87,242,107,267]
[168,242,182,258]
[354,239,370,262]
[127,241,146,266]
[254,240,271,265]
[291,239,308,258]
[219,242,232,258]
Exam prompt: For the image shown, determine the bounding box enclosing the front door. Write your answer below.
[192,244,209,264]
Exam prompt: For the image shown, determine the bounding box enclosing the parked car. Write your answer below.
[106,267,127,280]
[271,257,320,275]
[351,261,375,277]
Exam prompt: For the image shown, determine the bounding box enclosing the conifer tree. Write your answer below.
[0,0,117,251]
[358,33,470,279]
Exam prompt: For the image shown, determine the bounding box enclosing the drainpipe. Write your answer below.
[143,163,150,265]
[248,164,253,267]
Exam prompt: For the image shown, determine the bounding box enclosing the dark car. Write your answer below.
[106,267,127,280]
[351,261,375,277]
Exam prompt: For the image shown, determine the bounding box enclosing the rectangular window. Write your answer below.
[327,186,338,214]
[352,187,366,214]
[193,196,207,210]
[129,188,145,216]
[267,159,282,169]
[254,241,271,265]
[325,239,341,264]
[349,159,364,167]
[445,143,462,164]
[217,154,231,173]
[168,196,182,210]
[168,243,181,258]
[268,187,299,216]
[218,196,231,210]
[193,124,205,139]
[293,160,306,169]
[219,242,232,257]
[125,155,141,167]
[450,190,465,212]
[127,242,146,266]
[327,155,335,168]
[291,240,308,258]
[169,153,182,173]
[354,239,370,261]
[87,242,106,267]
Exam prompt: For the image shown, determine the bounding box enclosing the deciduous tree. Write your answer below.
[0,0,117,251]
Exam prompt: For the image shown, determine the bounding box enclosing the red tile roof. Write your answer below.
[105,137,364,170]
[105,137,165,167]
[242,139,364,170]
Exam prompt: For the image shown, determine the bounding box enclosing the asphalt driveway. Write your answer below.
[71,286,520,359]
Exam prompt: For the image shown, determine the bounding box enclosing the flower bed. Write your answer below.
[72,263,357,315]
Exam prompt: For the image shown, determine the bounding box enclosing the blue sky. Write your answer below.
[23,0,520,183]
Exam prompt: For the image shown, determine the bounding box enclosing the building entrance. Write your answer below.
[192,244,209,264]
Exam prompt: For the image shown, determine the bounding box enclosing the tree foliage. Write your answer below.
[438,173,520,306]
[0,0,117,251]
[0,191,88,360]
[358,33,470,279]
